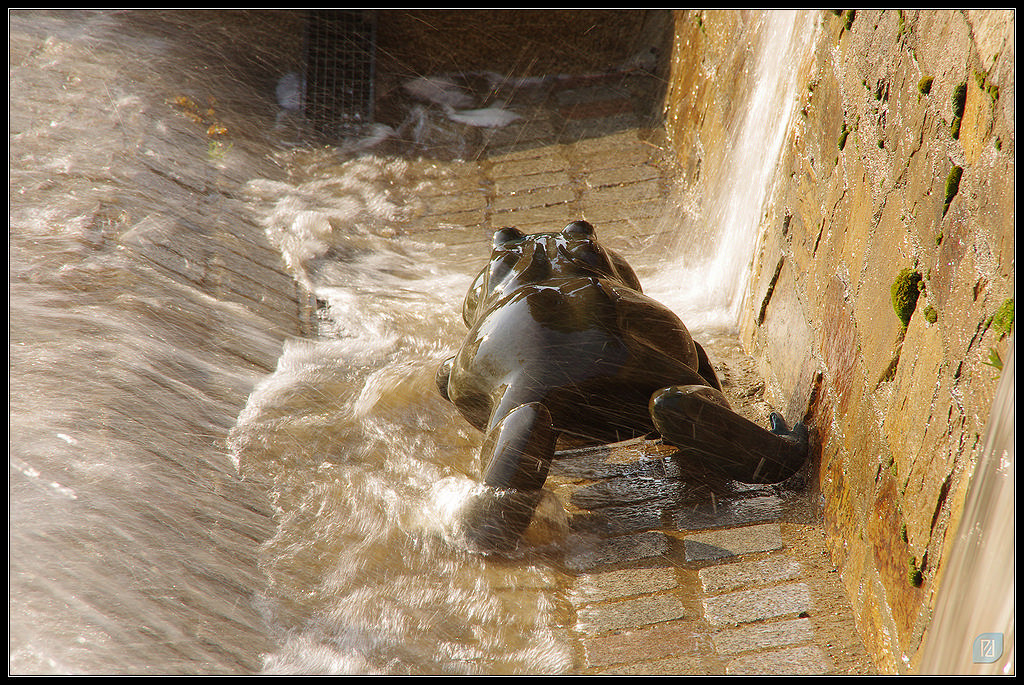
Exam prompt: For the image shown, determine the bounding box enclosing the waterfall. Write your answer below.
[645,10,818,333]
[918,342,1015,675]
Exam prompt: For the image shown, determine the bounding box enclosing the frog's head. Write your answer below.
[462,220,642,326]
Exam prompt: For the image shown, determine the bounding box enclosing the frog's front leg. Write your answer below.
[649,385,808,484]
[462,402,557,553]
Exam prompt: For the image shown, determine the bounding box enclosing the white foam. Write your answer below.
[443,102,522,128]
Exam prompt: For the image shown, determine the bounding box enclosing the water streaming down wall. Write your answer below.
[918,343,1015,675]
[644,10,818,333]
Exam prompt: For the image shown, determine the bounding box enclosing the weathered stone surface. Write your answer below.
[698,556,803,594]
[712,617,815,655]
[684,523,785,562]
[583,619,705,667]
[726,645,834,675]
[682,9,1017,673]
[702,583,812,626]
[576,594,688,635]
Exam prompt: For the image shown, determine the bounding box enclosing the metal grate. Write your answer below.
[302,9,377,140]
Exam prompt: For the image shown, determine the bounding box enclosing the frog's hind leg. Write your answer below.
[463,402,557,553]
[649,385,808,484]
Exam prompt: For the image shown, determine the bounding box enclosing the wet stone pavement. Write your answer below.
[391,66,877,675]
[546,436,874,675]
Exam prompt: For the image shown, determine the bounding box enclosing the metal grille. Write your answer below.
[303,10,377,139]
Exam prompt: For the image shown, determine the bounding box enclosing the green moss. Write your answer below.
[951,82,967,139]
[951,82,967,117]
[987,83,1000,104]
[992,298,1014,335]
[891,268,923,327]
[838,122,852,151]
[917,76,933,95]
[975,70,1001,105]
[843,9,856,31]
[943,165,963,216]
[984,348,1004,372]
[923,305,937,324]
[908,557,924,587]
[950,117,962,139]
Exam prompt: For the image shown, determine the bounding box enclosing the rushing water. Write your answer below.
[9,10,306,674]
[10,9,822,675]
[230,154,576,674]
[918,344,1015,675]
[645,10,818,332]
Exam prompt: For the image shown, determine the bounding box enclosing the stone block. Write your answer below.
[712,617,815,655]
[683,523,784,563]
[489,149,570,179]
[881,305,944,475]
[598,654,713,675]
[758,259,818,419]
[576,594,688,635]
[866,473,923,648]
[702,582,812,626]
[492,170,571,197]
[698,556,803,594]
[673,494,784,532]
[569,566,680,606]
[725,645,833,675]
[569,501,669,537]
[584,178,663,208]
[817,275,861,416]
[491,202,581,231]
[582,619,705,667]
[491,184,576,212]
[565,530,671,573]
[850,228,912,389]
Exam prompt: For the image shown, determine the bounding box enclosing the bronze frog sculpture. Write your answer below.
[437,220,807,552]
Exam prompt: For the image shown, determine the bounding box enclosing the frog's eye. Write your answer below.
[492,226,526,247]
[560,240,609,272]
[561,220,595,239]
